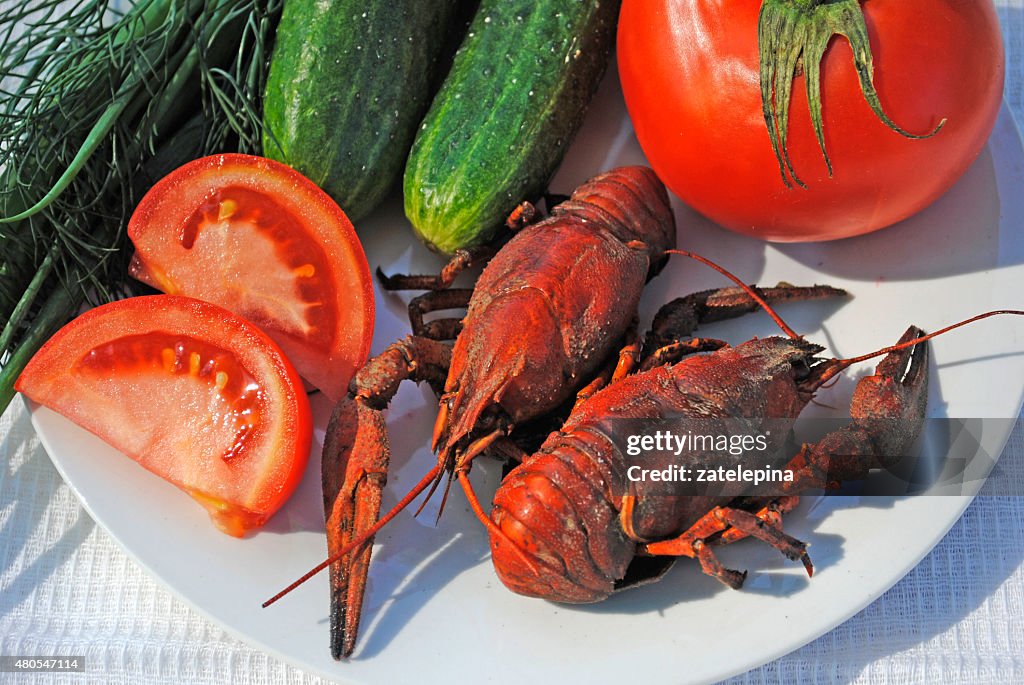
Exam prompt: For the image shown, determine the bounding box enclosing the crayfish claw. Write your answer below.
[786,326,931,490]
[873,325,928,388]
[322,397,390,659]
[848,325,929,457]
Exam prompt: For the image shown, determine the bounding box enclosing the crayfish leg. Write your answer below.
[694,541,747,589]
[642,283,846,358]
[640,501,812,588]
[715,496,801,544]
[407,289,472,341]
[376,246,493,291]
[639,337,729,373]
[506,201,540,231]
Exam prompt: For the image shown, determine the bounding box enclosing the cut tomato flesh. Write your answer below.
[168,185,338,350]
[128,154,374,401]
[76,331,265,463]
[17,295,312,536]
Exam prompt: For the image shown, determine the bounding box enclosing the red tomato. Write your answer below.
[617,0,1004,241]
[128,154,374,400]
[16,295,312,536]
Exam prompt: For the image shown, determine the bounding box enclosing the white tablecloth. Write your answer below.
[2,3,1023,684]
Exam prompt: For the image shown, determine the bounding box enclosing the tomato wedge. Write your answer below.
[16,295,312,536]
[128,154,374,401]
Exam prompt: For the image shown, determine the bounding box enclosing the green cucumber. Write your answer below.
[404,0,620,254]
[263,0,464,222]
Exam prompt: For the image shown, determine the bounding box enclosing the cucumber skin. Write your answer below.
[404,0,621,254]
[263,0,462,222]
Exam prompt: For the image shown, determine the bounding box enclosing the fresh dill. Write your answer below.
[0,0,281,412]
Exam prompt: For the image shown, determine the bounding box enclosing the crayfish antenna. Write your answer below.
[456,471,540,577]
[263,464,442,611]
[264,426,516,614]
[665,249,803,338]
[414,466,448,519]
[808,309,1024,389]
[426,427,506,523]
[433,471,457,525]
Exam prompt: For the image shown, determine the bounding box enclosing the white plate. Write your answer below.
[28,64,1024,685]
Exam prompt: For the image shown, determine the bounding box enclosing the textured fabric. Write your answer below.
[2,3,1024,684]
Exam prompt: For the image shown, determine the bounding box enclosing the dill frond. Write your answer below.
[0,0,281,412]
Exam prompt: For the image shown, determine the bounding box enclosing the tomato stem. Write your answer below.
[757,0,946,188]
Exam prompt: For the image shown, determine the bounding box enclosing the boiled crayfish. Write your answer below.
[262,166,1017,660]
